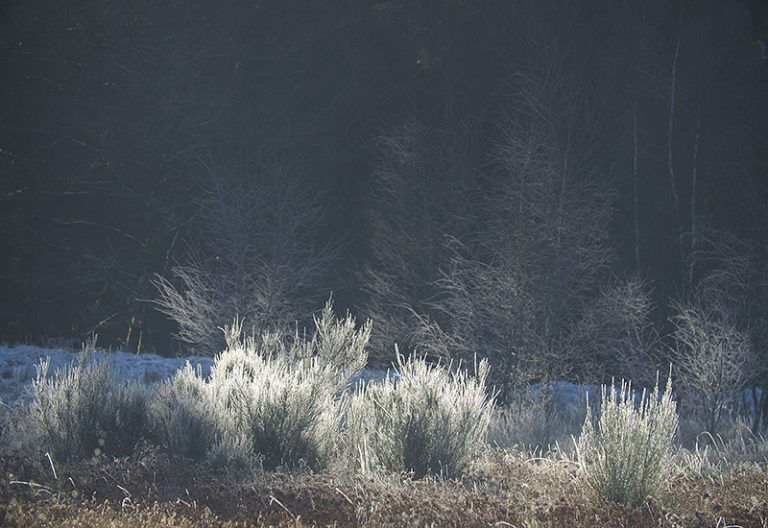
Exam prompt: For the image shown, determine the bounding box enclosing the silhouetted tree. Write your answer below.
[153,161,338,356]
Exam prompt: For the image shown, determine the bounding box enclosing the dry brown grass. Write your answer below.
[1,447,766,528]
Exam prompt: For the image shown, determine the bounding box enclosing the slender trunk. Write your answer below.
[557,123,571,256]
[688,25,702,293]
[668,32,681,220]
[668,4,686,289]
[633,97,640,273]
[755,385,768,434]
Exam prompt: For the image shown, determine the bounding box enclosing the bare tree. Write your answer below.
[411,71,618,402]
[670,300,755,437]
[361,117,479,367]
[570,278,659,386]
[153,161,338,356]
[685,229,768,434]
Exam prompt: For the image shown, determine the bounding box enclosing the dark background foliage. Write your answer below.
[1,0,766,364]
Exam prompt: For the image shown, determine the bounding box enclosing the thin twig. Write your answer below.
[335,487,354,506]
[10,480,53,494]
[269,495,296,518]
[45,452,58,481]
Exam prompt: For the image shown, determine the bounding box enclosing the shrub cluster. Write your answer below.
[16,304,497,480]
[150,301,370,471]
[347,352,494,478]
[578,374,678,508]
[15,301,763,516]
[29,347,149,461]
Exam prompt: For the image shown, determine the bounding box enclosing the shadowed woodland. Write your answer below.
[2,2,768,526]
[2,0,768,419]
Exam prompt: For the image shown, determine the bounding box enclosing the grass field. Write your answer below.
[1,339,766,527]
[2,442,766,528]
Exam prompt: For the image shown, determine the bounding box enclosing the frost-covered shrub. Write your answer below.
[210,345,341,470]
[29,350,149,461]
[151,301,369,470]
[301,300,371,391]
[236,299,371,393]
[149,363,214,461]
[578,375,678,508]
[347,353,494,478]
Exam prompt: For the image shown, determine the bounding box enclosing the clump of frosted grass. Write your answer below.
[208,340,340,470]
[577,374,678,508]
[151,301,370,470]
[149,362,214,461]
[28,342,149,461]
[347,352,494,478]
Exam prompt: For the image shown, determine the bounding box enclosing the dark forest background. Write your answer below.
[1,1,767,399]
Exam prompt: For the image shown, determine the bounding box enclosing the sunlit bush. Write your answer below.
[149,362,214,461]
[208,347,329,469]
[577,375,678,508]
[347,353,494,478]
[151,301,369,470]
[29,347,149,461]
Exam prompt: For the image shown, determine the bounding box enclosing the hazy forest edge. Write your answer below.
[1,0,766,367]
[1,0,768,524]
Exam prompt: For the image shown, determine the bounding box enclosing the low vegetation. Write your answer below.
[346,352,493,478]
[27,341,149,461]
[1,304,767,527]
[578,375,678,508]
[150,300,370,471]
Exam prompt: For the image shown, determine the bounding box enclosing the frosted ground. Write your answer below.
[0,343,397,405]
[1,343,758,420]
[0,343,593,408]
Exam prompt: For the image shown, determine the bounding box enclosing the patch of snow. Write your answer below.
[530,381,599,413]
[0,344,212,404]
[0,344,395,405]
[349,368,396,389]
[1,344,762,416]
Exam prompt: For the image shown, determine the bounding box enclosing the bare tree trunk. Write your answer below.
[688,29,702,292]
[557,122,571,256]
[668,31,681,223]
[633,96,641,273]
[754,385,768,434]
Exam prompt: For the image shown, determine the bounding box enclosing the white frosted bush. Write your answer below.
[210,347,341,470]
[578,375,678,508]
[347,353,494,478]
[152,301,370,470]
[302,300,371,391]
[29,349,149,461]
[149,363,215,461]
[222,299,371,392]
